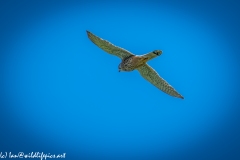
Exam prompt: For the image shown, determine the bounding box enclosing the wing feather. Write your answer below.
[87,31,134,59]
[137,64,184,99]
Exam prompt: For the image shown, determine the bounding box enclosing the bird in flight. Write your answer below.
[86,30,184,99]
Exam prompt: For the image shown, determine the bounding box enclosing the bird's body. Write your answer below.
[119,55,148,71]
[86,30,184,99]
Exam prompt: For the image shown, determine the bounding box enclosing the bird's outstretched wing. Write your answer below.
[137,64,184,99]
[87,31,134,59]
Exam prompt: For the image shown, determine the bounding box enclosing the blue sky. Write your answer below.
[1,0,240,159]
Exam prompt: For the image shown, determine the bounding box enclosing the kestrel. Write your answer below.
[86,30,184,99]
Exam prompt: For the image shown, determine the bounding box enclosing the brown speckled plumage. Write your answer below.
[87,30,184,99]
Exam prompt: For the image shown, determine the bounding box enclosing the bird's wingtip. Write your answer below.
[86,30,91,38]
[176,94,184,99]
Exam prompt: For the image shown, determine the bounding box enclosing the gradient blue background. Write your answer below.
[1,0,240,159]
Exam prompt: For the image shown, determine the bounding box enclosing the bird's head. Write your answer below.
[153,50,163,56]
[118,63,123,72]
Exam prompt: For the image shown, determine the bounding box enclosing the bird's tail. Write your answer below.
[142,50,162,61]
